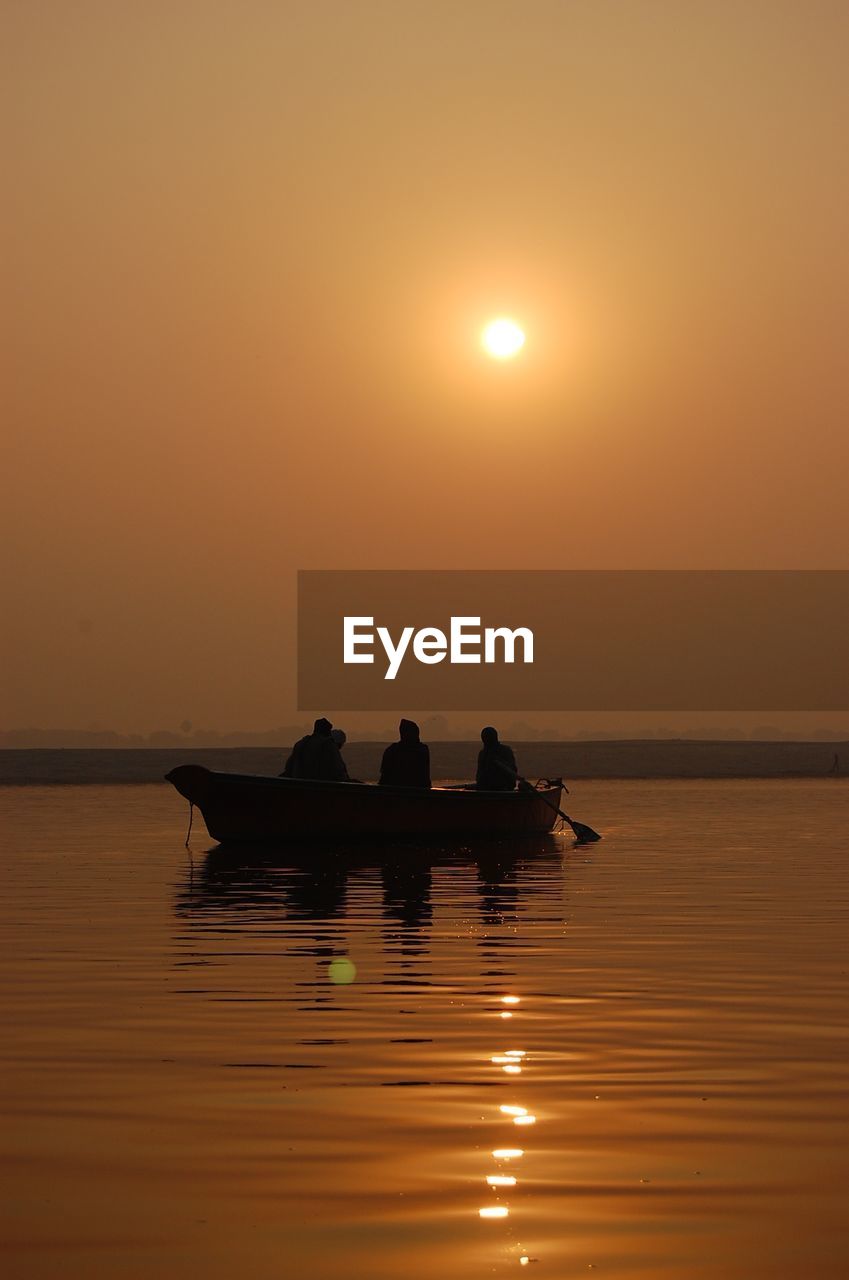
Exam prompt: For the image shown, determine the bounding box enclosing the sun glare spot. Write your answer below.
[328,957,357,984]
[482,318,525,359]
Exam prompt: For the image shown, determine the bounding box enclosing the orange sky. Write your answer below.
[3,2,848,733]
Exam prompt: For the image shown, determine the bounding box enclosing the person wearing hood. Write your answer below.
[282,717,347,781]
[379,719,431,789]
[476,726,518,791]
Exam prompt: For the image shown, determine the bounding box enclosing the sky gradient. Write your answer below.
[4,2,848,733]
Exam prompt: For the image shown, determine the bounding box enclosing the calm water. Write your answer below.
[1,780,847,1279]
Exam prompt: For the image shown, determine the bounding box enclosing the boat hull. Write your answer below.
[165,766,563,843]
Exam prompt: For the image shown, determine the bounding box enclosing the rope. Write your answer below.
[184,801,194,847]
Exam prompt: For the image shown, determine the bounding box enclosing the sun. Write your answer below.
[482,317,525,360]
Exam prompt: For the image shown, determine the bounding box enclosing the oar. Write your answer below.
[494,759,602,842]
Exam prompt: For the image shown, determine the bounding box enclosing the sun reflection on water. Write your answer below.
[477,988,543,1263]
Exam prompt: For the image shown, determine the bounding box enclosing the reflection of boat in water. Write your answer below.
[173,838,564,946]
[165,765,563,843]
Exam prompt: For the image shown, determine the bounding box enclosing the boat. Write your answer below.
[165,765,564,843]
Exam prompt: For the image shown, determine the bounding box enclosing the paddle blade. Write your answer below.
[568,819,602,843]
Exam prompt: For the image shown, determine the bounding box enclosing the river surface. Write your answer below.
[1,780,847,1278]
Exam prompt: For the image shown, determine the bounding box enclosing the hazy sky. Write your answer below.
[3,1,848,732]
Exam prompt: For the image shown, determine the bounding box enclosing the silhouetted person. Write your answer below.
[379,719,431,789]
[282,717,346,781]
[476,726,518,791]
[331,728,352,781]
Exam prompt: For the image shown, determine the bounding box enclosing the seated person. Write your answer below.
[331,728,351,781]
[476,726,518,791]
[282,717,347,781]
[379,719,431,789]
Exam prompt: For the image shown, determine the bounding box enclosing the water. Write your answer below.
[1,780,847,1278]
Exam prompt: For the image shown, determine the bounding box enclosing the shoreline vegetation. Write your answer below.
[1,740,844,785]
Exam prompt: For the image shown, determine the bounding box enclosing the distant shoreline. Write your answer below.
[0,741,844,785]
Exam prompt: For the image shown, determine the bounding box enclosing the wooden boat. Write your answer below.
[165,765,563,843]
